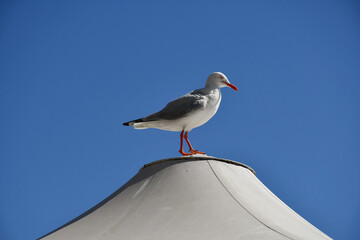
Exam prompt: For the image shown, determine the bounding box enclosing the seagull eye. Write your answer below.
[219,76,224,79]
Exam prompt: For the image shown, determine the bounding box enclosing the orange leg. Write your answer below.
[179,130,193,156]
[184,131,205,155]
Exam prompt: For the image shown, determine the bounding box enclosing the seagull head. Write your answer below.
[205,72,238,91]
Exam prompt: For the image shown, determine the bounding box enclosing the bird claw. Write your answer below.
[179,150,194,156]
[190,149,206,155]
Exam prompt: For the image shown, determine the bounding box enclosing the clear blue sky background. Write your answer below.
[1,1,359,239]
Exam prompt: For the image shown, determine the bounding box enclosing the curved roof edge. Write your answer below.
[141,155,256,175]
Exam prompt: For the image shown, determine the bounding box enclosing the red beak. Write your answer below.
[222,81,238,91]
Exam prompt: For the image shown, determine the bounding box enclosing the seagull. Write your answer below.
[123,72,238,156]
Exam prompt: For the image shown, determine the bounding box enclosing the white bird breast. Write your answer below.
[167,89,222,132]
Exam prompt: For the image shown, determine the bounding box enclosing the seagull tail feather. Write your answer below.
[123,118,144,127]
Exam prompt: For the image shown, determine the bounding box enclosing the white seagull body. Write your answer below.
[123,72,238,155]
[131,88,222,132]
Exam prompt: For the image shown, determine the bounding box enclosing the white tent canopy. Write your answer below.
[40,156,331,240]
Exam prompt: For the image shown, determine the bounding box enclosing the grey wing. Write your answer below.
[144,92,206,121]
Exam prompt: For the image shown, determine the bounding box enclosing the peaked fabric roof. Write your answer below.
[39,156,331,240]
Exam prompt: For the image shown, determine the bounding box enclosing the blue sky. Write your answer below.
[1,0,359,239]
